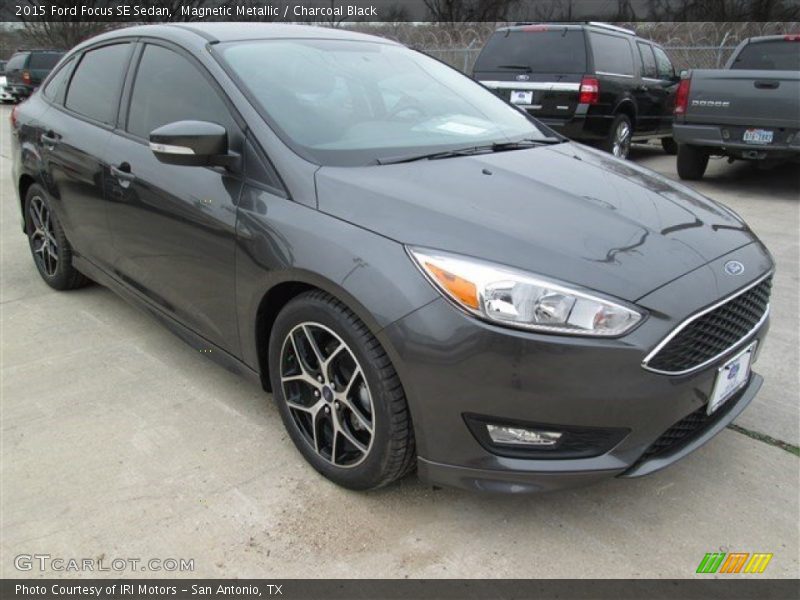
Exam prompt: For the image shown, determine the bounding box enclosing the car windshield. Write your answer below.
[218,39,551,166]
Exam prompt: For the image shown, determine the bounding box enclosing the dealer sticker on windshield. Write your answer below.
[742,128,773,145]
[707,341,756,415]
[510,90,533,105]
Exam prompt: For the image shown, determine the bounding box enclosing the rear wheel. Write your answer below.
[661,137,678,155]
[677,144,710,180]
[24,184,91,290]
[268,290,416,490]
[602,114,633,159]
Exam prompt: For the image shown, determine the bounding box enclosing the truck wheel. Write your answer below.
[661,137,678,155]
[677,145,709,180]
[602,114,632,159]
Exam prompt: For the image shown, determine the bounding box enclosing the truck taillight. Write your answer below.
[674,78,691,115]
[785,34,800,41]
[579,76,599,105]
[22,70,31,85]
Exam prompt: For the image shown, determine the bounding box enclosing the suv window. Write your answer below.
[65,44,131,125]
[127,44,233,140]
[731,40,800,71]
[29,52,63,70]
[637,42,657,78]
[473,29,588,74]
[6,53,27,70]
[652,47,675,79]
[43,57,74,102]
[589,32,634,76]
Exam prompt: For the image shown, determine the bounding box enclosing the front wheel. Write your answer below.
[24,184,91,290]
[602,114,633,160]
[268,290,416,490]
[677,145,710,180]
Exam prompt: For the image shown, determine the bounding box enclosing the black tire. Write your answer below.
[24,184,91,290]
[677,144,710,180]
[661,137,678,155]
[601,113,633,159]
[268,290,416,490]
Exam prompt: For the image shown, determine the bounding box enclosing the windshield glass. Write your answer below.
[218,39,550,166]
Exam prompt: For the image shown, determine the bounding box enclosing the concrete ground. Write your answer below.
[1,105,798,579]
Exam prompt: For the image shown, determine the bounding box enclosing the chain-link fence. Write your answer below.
[422,44,739,74]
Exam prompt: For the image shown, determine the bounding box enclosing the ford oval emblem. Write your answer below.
[724,261,745,276]
[515,74,530,81]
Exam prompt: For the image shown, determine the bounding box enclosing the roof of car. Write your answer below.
[97,22,397,45]
[496,22,638,36]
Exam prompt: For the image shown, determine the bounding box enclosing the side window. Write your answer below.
[637,42,657,78]
[127,44,234,140]
[65,44,131,125]
[6,54,27,71]
[653,47,675,80]
[42,58,74,103]
[590,33,635,76]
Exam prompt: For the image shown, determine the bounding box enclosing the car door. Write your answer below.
[652,46,678,133]
[104,41,244,354]
[633,42,663,134]
[43,42,133,269]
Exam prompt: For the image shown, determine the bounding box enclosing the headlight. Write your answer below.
[408,247,643,336]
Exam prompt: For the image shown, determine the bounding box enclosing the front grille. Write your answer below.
[636,390,739,464]
[645,277,771,374]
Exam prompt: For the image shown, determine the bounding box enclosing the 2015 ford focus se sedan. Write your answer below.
[11,24,773,493]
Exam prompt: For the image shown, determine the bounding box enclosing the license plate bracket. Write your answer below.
[510,90,533,105]
[742,128,773,145]
[707,341,756,415]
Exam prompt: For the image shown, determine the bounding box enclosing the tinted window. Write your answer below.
[220,39,549,167]
[637,42,657,78]
[474,29,587,74]
[29,52,63,70]
[43,57,74,102]
[6,53,27,70]
[65,44,130,124]
[127,44,233,139]
[653,47,675,79]
[590,33,634,76]
[731,40,800,71]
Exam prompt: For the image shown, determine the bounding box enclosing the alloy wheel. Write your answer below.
[28,196,59,277]
[279,322,375,468]
[612,121,631,159]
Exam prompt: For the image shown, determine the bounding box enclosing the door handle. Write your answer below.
[41,131,59,147]
[110,163,135,187]
[754,80,779,90]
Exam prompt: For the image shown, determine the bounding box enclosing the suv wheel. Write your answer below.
[603,114,633,159]
[677,145,710,180]
[24,184,91,290]
[661,137,678,155]
[268,290,416,490]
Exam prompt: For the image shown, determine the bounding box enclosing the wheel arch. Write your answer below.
[18,173,37,231]
[613,98,637,127]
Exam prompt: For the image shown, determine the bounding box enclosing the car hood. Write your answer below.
[315,143,758,301]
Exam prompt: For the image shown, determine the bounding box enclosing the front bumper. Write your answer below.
[380,244,772,493]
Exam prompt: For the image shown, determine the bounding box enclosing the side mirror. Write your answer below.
[149,120,239,169]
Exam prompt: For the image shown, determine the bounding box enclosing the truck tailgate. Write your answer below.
[685,69,800,129]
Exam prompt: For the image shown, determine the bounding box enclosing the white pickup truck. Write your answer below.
[672,34,800,180]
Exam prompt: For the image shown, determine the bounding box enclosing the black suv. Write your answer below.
[4,49,64,101]
[473,23,680,159]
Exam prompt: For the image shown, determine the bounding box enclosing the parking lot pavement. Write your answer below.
[1,105,797,579]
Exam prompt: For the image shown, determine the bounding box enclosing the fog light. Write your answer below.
[486,424,562,446]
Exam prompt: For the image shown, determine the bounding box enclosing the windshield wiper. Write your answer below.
[495,64,532,72]
[375,138,564,165]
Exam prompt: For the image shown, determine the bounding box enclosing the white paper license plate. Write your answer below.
[707,341,756,414]
[742,128,773,144]
[510,90,533,105]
